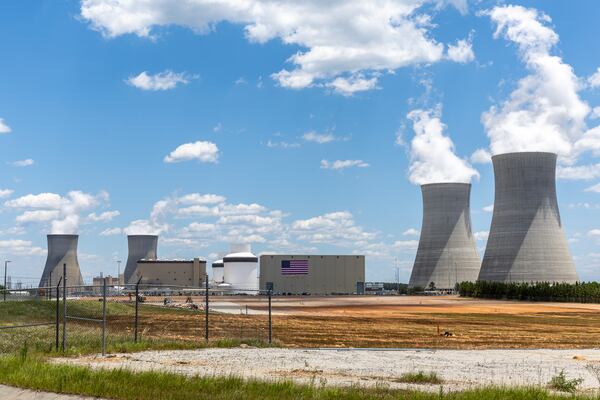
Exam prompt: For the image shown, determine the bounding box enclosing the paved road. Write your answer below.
[0,385,100,400]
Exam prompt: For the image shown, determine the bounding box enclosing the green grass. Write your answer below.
[0,355,597,400]
[547,370,583,393]
[395,371,443,385]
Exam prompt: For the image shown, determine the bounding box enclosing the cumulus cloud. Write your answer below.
[407,106,479,185]
[470,148,492,164]
[0,118,11,134]
[100,227,122,236]
[481,5,600,165]
[589,68,600,89]
[4,190,109,234]
[0,189,13,198]
[0,239,45,256]
[87,210,120,222]
[80,0,471,95]
[483,204,494,212]
[12,159,34,167]
[402,228,420,236]
[556,164,600,180]
[446,37,475,63]
[585,183,600,193]
[474,231,489,241]
[126,70,194,91]
[164,140,219,163]
[320,159,370,170]
[291,211,377,246]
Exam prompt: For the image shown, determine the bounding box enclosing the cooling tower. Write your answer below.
[124,235,158,284]
[408,183,481,289]
[38,234,84,288]
[479,152,578,283]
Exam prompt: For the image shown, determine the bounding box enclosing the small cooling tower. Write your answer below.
[124,235,158,284]
[39,234,84,288]
[212,260,224,283]
[223,245,258,293]
[479,152,578,283]
[408,183,481,289]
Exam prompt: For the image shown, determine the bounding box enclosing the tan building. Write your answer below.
[134,258,207,287]
[259,255,365,295]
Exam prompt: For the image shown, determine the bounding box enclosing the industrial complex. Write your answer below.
[33,151,581,292]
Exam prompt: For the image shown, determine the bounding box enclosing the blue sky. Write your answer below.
[1,0,600,286]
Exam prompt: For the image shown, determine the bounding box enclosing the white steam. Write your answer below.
[408,106,479,185]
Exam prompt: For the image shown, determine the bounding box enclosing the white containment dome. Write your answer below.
[223,251,259,293]
[212,259,224,283]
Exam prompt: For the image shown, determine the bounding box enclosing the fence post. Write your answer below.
[102,277,107,356]
[55,277,62,351]
[62,263,67,352]
[268,289,272,344]
[134,276,142,343]
[204,274,209,342]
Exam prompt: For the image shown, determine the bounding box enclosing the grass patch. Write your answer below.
[395,371,443,385]
[0,355,597,400]
[548,370,583,393]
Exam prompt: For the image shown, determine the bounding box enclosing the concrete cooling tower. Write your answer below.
[479,152,578,283]
[124,235,158,284]
[408,183,481,289]
[39,234,84,288]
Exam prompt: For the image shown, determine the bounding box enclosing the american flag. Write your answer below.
[281,260,309,275]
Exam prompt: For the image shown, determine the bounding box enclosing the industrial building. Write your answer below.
[259,255,365,295]
[124,235,158,284]
[133,258,207,287]
[409,183,481,290]
[479,152,579,283]
[38,234,84,288]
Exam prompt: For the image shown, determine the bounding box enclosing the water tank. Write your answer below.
[212,259,224,283]
[223,251,259,293]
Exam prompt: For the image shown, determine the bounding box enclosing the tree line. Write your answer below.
[457,281,600,303]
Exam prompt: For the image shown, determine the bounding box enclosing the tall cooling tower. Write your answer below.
[124,235,158,284]
[479,152,578,283]
[408,183,481,289]
[39,234,84,288]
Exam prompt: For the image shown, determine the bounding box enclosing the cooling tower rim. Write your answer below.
[212,259,224,268]
[47,234,79,239]
[420,182,472,188]
[491,151,557,161]
[127,234,158,239]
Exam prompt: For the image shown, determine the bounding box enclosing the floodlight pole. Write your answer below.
[3,260,11,301]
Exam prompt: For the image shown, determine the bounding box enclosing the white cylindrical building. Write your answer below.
[212,259,224,283]
[223,251,259,293]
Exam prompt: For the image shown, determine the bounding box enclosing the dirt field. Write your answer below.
[113,295,600,349]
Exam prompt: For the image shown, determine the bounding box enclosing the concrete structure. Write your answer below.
[134,258,206,287]
[223,251,259,293]
[124,235,158,284]
[479,152,578,283]
[259,255,365,295]
[39,234,84,288]
[409,183,481,290]
[212,260,224,283]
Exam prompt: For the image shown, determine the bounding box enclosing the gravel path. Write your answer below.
[0,385,100,400]
[60,348,600,392]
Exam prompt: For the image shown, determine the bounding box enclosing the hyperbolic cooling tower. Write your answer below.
[408,183,481,289]
[38,234,84,288]
[479,152,578,283]
[124,235,158,284]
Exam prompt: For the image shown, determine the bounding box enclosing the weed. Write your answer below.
[548,370,583,393]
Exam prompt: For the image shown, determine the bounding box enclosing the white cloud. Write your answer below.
[407,106,479,185]
[483,204,494,212]
[302,131,336,144]
[557,164,600,180]
[87,210,120,222]
[126,70,193,91]
[5,190,109,234]
[164,140,219,163]
[402,228,420,236]
[470,148,492,164]
[292,211,377,246]
[100,227,122,236]
[320,159,370,170]
[591,107,600,120]
[585,183,600,193]
[0,118,11,134]
[81,0,470,94]
[482,5,597,162]
[0,189,13,198]
[588,229,600,237]
[178,194,225,205]
[0,239,45,256]
[266,140,300,149]
[447,38,475,63]
[474,231,489,241]
[589,68,600,89]
[12,159,34,167]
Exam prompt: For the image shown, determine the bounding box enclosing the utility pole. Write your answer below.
[3,260,11,301]
[394,258,400,295]
[116,260,122,295]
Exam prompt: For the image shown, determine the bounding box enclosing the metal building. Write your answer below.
[124,235,158,284]
[479,152,578,283]
[259,255,365,295]
[134,258,206,287]
[38,234,84,288]
[409,183,481,289]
